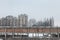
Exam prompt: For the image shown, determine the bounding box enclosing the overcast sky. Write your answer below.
[0,0,60,26]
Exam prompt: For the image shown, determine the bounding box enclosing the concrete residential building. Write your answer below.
[28,19,36,27]
[6,15,14,27]
[18,14,28,27]
[13,17,17,27]
[0,17,6,26]
[49,17,54,26]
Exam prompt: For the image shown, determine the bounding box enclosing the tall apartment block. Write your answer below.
[18,14,28,27]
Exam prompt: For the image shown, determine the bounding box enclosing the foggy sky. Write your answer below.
[0,0,60,26]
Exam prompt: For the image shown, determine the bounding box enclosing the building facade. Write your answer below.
[18,14,28,27]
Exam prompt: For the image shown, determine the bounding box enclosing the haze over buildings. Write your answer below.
[0,14,54,28]
[0,0,60,26]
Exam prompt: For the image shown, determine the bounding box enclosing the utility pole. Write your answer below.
[5,28,6,40]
